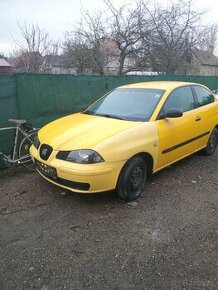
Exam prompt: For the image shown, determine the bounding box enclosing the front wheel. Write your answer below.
[19,131,37,170]
[117,156,147,201]
[202,128,218,156]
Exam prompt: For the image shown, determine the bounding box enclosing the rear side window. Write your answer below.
[193,86,214,107]
[162,86,195,113]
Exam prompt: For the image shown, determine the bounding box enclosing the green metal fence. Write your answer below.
[0,73,218,169]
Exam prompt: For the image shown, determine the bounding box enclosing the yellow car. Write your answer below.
[30,81,218,201]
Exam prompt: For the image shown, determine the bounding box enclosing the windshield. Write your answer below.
[84,88,165,121]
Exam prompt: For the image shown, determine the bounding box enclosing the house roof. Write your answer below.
[0,58,12,67]
[46,55,66,67]
[193,49,218,67]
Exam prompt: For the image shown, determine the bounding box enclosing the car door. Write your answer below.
[155,85,201,170]
[191,85,217,149]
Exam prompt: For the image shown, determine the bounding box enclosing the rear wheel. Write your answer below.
[19,131,37,170]
[117,156,147,201]
[202,128,218,156]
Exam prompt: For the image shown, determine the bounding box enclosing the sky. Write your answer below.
[0,0,218,56]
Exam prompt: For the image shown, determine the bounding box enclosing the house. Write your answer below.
[46,55,78,74]
[0,58,13,73]
[38,38,143,75]
[100,38,139,75]
[181,47,218,76]
[11,51,43,72]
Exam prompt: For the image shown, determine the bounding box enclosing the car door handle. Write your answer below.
[195,116,201,122]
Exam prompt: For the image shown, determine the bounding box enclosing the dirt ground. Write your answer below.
[0,150,217,290]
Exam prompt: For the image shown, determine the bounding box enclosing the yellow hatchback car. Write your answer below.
[30,81,218,201]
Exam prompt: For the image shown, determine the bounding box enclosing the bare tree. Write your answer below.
[141,0,207,74]
[65,0,212,75]
[200,24,218,52]
[68,9,109,75]
[66,1,152,75]
[104,0,151,75]
[12,23,59,72]
[63,36,92,74]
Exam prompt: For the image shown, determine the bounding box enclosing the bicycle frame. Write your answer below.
[0,125,36,164]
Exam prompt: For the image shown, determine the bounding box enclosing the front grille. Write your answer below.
[39,170,90,191]
[39,144,53,161]
[58,178,90,191]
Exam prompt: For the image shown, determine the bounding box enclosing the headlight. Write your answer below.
[56,149,104,164]
[33,134,40,149]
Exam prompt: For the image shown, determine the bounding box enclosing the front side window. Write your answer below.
[84,88,165,121]
[192,86,214,107]
[161,86,195,114]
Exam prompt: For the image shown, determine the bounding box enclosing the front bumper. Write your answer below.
[30,145,125,193]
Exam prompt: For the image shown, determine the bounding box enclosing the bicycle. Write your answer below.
[0,119,38,170]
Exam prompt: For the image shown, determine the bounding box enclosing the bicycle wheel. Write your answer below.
[19,131,37,171]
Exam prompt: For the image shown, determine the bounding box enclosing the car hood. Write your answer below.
[38,113,141,151]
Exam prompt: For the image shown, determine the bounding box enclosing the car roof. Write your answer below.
[119,81,201,90]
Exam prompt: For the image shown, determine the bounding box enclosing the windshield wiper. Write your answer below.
[83,110,96,115]
[95,113,127,120]
[83,111,127,120]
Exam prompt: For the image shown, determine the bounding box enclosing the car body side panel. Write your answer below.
[95,122,159,168]
[152,84,218,169]
[194,102,218,148]
[155,110,202,169]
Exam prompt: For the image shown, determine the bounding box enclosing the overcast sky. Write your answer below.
[0,0,218,56]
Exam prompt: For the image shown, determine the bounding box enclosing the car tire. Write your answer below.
[202,128,218,156]
[117,156,147,201]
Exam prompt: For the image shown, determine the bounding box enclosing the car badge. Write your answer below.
[41,148,48,156]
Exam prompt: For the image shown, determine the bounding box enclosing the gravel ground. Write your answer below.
[0,151,217,290]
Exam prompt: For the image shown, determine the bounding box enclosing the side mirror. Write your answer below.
[159,108,183,119]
